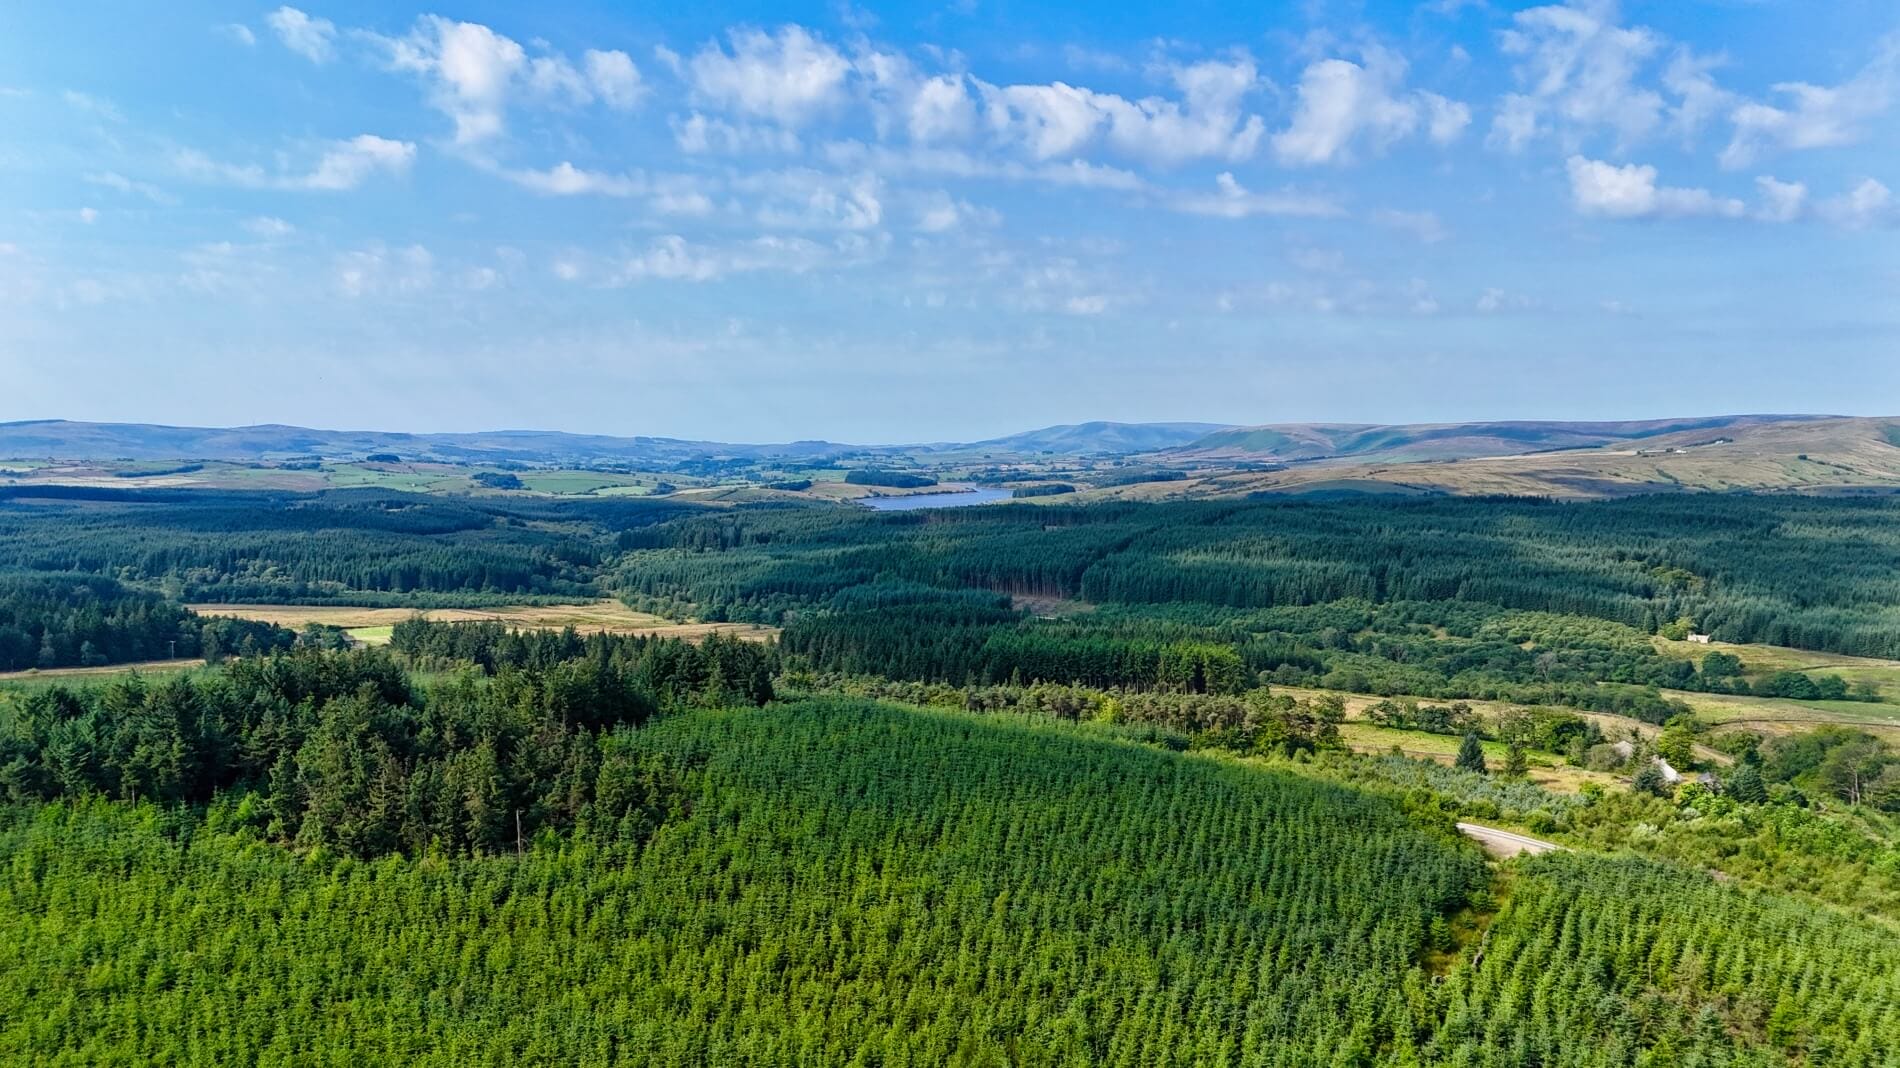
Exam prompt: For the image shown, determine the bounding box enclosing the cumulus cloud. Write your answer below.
[267,6,336,63]
[375,16,642,145]
[913,191,998,232]
[503,161,647,196]
[176,134,415,191]
[741,170,884,230]
[1170,172,1344,218]
[1753,176,1807,223]
[1273,48,1467,165]
[672,113,801,154]
[979,82,1105,159]
[1490,1,1667,150]
[1720,40,1899,168]
[1564,155,1743,218]
[907,74,979,143]
[1817,178,1892,230]
[683,25,851,127]
[584,49,644,109]
[975,56,1269,166]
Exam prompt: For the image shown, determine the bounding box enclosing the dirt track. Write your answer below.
[1456,822,1564,859]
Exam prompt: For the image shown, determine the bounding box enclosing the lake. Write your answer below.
[857,485,1014,511]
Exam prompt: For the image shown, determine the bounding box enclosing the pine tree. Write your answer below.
[1455,733,1487,775]
[1727,763,1769,804]
[1501,742,1529,781]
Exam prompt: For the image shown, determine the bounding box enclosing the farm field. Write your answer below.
[1653,635,1900,698]
[1669,688,1900,742]
[186,599,778,644]
[0,657,203,687]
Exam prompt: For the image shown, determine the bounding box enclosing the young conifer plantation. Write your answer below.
[4,676,1900,1066]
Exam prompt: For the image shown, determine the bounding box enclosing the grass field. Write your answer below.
[0,658,203,688]
[1654,635,1900,699]
[187,600,778,644]
[1336,722,1615,793]
[1668,689,1900,743]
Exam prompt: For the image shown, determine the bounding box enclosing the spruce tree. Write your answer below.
[1501,742,1529,781]
[1455,733,1488,775]
[1728,763,1769,804]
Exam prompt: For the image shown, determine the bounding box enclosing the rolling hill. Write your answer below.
[1174,414,1836,463]
[964,420,1234,454]
[1100,416,1900,500]
[0,419,1234,465]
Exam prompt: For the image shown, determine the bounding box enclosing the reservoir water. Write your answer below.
[857,486,1013,511]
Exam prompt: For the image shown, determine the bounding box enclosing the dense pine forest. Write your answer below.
[7,488,1900,1062]
[0,573,297,671]
[4,691,1898,1065]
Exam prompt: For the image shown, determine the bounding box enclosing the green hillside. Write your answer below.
[5,696,1900,1065]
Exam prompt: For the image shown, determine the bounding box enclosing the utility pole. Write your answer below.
[170,640,177,660]
[516,809,523,857]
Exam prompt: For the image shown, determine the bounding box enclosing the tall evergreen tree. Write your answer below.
[1456,732,1488,775]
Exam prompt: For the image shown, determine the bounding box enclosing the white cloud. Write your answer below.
[1720,41,1899,168]
[1491,1,1666,150]
[1753,176,1807,223]
[978,56,1269,165]
[1372,208,1450,243]
[83,171,170,203]
[672,112,801,154]
[376,17,640,146]
[176,134,414,191]
[1661,48,1732,142]
[739,170,883,230]
[503,161,644,196]
[979,82,1104,159]
[1817,178,1892,230]
[306,135,418,190]
[1476,287,1537,313]
[381,17,524,144]
[584,49,644,109]
[913,191,999,233]
[267,7,336,64]
[78,207,98,224]
[1273,48,1465,165]
[1171,172,1344,218]
[1565,154,1743,219]
[615,232,877,283]
[219,23,256,47]
[243,216,296,237]
[335,243,434,297]
[821,141,1146,191]
[685,25,851,127]
[1489,93,1539,152]
[908,74,978,142]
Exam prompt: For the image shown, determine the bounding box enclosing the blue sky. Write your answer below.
[1,1,1895,442]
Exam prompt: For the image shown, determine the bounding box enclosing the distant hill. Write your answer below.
[965,421,1235,455]
[0,420,873,466]
[1176,415,1837,463]
[0,418,1235,465]
[1097,416,1900,501]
